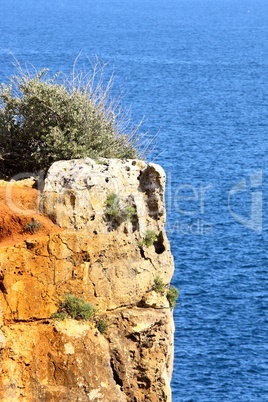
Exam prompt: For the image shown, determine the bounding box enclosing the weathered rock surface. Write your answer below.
[0,158,175,401]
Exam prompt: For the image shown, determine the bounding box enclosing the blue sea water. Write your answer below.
[1,0,268,400]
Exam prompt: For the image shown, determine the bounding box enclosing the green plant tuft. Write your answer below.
[52,294,96,321]
[138,230,157,248]
[105,193,121,217]
[24,218,42,234]
[125,205,136,221]
[95,319,108,334]
[51,311,68,321]
[153,275,166,294]
[0,63,139,179]
[166,286,179,309]
[105,193,136,229]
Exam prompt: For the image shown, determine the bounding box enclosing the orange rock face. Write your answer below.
[0,159,175,402]
[0,180,61,247]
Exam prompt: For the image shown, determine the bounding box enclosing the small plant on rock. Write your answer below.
[105,193,136,229]
[51,311,68,321]
[105,193,121,218]
[153,275,166,294]
[52,294,96,321]
[95,318,108,334]
[138,230,157,248]
[166,286,179,309]
[24,218,42,234]
[125,205,135,221]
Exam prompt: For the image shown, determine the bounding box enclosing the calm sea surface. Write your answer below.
[1,0,268,400]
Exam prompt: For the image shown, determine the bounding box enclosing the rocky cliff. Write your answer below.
[0,158,175,402]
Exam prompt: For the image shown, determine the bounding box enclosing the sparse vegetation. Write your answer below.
[105,193,121,218]
[24,218,42,234]
[152,277,179,308]
[166,286,179,309]
[153,275,166,294]
[0,62,139,179]
[125,205,136,221]
[105,193,136,228]
[138,230,157,248]
[95,318,108,334]
[51,311,68,321]
[52,294,96,321]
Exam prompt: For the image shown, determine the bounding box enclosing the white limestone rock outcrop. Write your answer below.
[41,158,167,235]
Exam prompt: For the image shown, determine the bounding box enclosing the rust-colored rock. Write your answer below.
[0,180,61,247]
[0,159,175,401]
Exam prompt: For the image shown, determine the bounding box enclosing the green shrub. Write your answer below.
[95,319,108,334]
[138,230,157,248]
[153,276,166,294]
[105,193,121,217]
[166,286,179,309]
[0,64,138,178]
[24,218,42,234]
[125,205,136,221]
[52,294,96,321]
[51,311,68,321]
[105,193,136,228]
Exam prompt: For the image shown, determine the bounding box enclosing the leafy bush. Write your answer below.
[24,218,42,234]
[152,275,166,294]
[0,64,138,178]
[52,294,96,321]
[166,286,179,309]
[138,230,157,248]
